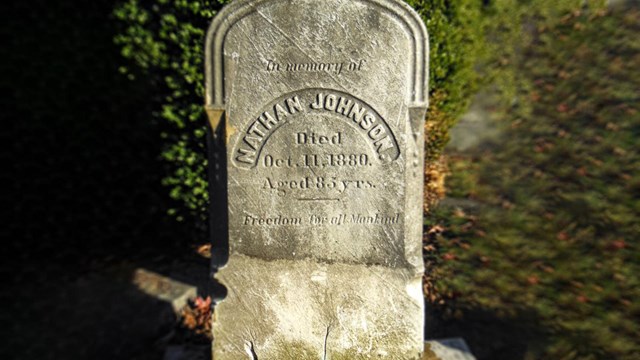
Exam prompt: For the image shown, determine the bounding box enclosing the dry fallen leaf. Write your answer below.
[442,253,456,261]
[196,244,212,258]
[610,240,626,251]
[557,103,569,113]
[427,225,445,235]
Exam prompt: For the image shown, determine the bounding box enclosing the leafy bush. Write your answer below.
[114,0,226,223]
[428,7,639,359]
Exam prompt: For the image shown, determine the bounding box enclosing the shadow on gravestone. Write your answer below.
[205,0,429,359]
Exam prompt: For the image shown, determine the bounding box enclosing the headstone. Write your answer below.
[205,0,428,358]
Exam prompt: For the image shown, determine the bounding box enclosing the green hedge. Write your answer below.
[428,7,638,358]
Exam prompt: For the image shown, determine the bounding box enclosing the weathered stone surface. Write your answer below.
[205,0,428,358]
[424,339,476,360]
[132,268,198,313]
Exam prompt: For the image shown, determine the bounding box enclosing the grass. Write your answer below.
[426,7,640,360]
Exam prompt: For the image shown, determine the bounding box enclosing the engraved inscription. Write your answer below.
[233,89,400,168]
[235,95,304,165]
[296,131,342,145]
[242,211,400,227]
[265,59,366,75]
[262,176,376,196]
[261,151,371,169]
[243,214,302,226]
[310,93,396,160]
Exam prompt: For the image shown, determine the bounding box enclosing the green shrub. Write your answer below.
[429,7,638,359]
[114,0,228,223]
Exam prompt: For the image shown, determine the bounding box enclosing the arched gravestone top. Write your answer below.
[205,0,428,358]
[205,0,428,108]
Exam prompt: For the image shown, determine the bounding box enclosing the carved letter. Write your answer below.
[286,96,303,114]
[374,135,394,155]
[311,93,324,109]
[348,102,366,124]
[258,111,278,130]
[360,113,376,130]
[325,94,337,111]
[368,124,386,140]
[236,148,256,165]
[274,103,289,121]
[247,122,266,137]
[243,135,262,150]
[336,97,353,115]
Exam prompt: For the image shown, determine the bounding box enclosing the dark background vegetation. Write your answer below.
[3,0,638,359]
[427,7,640,359]
[3,1,205,359]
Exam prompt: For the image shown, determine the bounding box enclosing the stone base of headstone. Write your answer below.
[213,255,424,359]
[424,338,476,360]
